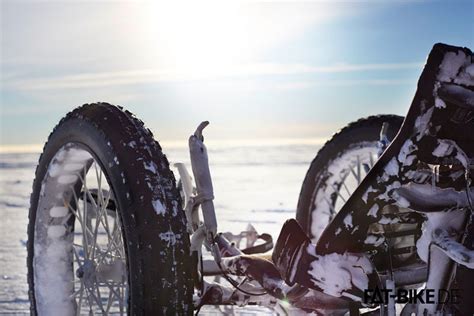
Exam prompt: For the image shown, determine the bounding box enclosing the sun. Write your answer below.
[126,1,330,80]
[135,1,258,78]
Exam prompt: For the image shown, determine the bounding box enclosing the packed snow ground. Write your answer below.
[0,142,320,314]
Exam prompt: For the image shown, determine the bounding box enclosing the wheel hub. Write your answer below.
[76,259,96,288]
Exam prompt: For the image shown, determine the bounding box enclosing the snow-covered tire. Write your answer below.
[27,103,193,315]
[296,115,404,242]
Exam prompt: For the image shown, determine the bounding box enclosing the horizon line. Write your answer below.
[0,137,328,154]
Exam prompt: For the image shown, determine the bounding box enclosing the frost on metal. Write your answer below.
[306,245,373,300]
[300,44,473,305]
[152,198,166,215]
[432,227,474,269]
[318,45,473,248]
[416,209,466,263]
[360,45,473,217]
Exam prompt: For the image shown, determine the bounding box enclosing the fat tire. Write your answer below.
[27,103,193,315]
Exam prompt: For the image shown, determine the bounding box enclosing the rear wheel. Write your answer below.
[296,115,404,242]
[27,103,193,315]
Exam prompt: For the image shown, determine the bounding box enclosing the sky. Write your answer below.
[0,0,473,150]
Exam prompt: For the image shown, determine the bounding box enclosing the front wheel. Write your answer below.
[27,103,193,315]
[296,115,404,243]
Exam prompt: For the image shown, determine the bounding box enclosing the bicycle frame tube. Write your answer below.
[189,121,218,241]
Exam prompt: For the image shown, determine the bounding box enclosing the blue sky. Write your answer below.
[1,0,473,149]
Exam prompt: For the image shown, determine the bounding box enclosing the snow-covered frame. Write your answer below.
[278,44,474,315]
[186,43,473,314]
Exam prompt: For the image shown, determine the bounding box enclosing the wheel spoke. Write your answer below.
[67,160,127,314]
[349,164,359,184]
[96,192,123,260]
[94,163,103,200]
[76,283,85,316]
[70,284,84,298]
[369,152,375,167]
[94,284,106,314]
[68,191,91,260]
[103,279,122,311]
[84,286,95,314]
[330,183,347,203]
[356,155,361,185]
[82,168,90,255]
[340,175,352,198]
[90,190,110,260]
[119,284,124,314]
[105,283,115,313]
[72,245,83,266]
[322,150,379,225]
[96,223,124,268]
[323,196,337,216]
[113,215,125,258]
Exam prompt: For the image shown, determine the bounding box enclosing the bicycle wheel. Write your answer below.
[27,103,193,315]
[296,115,404,242]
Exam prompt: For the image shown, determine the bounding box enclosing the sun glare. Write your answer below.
[130,1,330,80]
[132,2,254,77]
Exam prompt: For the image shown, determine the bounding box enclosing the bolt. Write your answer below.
[76,266,84,278]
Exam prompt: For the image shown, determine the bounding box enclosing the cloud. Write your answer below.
[272,78,415,90]
[5,62,422,91]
